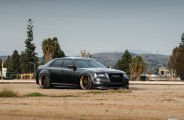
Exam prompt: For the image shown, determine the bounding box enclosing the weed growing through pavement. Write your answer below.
[24,92,47,97]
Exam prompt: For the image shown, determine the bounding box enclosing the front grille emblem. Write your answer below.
[112,75,120,78]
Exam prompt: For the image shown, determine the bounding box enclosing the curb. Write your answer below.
[130,81,184,85]
[0,80,184,85]
[0,80,35,84]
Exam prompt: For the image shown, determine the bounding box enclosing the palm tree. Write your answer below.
[42,38,56,63]
[42,37,65,64]
[130,56,146,80]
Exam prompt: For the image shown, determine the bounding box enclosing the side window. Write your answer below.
[50,59,63,67]
[62,59,74,68]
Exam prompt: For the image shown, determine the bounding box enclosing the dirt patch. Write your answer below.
[0,83,184,120]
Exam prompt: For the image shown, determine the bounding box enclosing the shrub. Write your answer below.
[24,92,47,97]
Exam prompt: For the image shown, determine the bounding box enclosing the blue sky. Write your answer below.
[0,0,184,56]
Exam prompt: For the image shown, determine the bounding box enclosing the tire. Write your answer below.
[80,74,92,90]
[124,80,129,89]
[39,74,51,89]
[125,84,129,89]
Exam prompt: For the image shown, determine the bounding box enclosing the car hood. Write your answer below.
[80,68,125,74]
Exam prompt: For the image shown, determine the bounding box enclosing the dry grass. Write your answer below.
[24,93,79,98]
[87,89,131,94]
[0,87,18,97]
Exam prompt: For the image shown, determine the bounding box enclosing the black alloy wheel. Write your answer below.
[39,74,50,89]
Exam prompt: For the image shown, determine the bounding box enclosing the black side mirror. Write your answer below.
[68,65,77,71]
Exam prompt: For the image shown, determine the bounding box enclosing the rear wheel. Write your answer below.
[80,74,92,89]
[39,74,51,89]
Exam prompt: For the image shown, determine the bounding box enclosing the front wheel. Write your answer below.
[80,74,92,90]
[39,74,51,89]
[125,84,129,89]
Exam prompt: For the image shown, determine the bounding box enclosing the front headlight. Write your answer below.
[124,73,129,79]
[94,73,108,78]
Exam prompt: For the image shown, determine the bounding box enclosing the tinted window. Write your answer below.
[62,59,74,68]
[74,59,106,68]
[50,59,63,67]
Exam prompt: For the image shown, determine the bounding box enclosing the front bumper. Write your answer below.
[92,77,129,89]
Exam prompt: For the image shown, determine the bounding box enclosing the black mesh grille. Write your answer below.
[108,74,123,83]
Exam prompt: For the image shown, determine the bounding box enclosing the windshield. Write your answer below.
[74,59,106,68]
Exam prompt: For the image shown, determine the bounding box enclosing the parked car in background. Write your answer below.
[36,57,129,89]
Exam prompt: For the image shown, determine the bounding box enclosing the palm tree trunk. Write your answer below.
[45,51,53,64]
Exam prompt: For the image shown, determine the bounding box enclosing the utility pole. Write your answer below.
[1,61,4,80]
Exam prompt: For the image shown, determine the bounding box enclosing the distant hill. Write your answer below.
[91,52,122,68]
[0,56,8,61]
[91,52,169,70]
[140,53,169,69]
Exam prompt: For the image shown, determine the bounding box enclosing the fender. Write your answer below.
[37,69,52,84]
[80,70,95,83]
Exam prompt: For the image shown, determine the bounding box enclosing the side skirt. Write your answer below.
[51,83,79,88]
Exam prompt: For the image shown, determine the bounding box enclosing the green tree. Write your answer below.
[52,37,65,58]
[4,56,12,72]
[22,19,38,73]
[130,56,146,80]
[179,33,184,48]
[11,50,21,72]
[168,33,184,80]
[168,47,184,79]
[0,58,2,71]
[4,51,21,73]
[20,52,27,73]
[42,37,65,63]
[116,50,132,75]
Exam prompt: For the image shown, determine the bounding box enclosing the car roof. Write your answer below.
[56,57,93,60]
[45,57,94,66]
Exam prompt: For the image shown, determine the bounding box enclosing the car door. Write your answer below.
[60,59,78,85]
[48,59,63,83]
